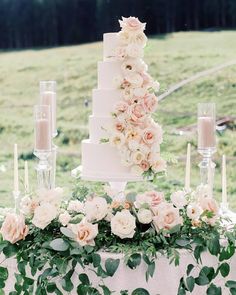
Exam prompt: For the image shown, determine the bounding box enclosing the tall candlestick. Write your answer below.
[222,155,227,205]
[185,143,191,192]
[24,161,29,194]
[14,144,19,193]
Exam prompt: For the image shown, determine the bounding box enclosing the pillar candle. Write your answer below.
[35,118,51,151]
[185,143,191,192]
[24,161,29,194]
[222,155,227,205]
[41,91,56,137]
[14,144,19,192]
[198,116,216,149]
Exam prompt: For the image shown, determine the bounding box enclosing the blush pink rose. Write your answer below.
[69,221,98,247]
[142,128,157,145]
[140,160,150,171]
[119,17,146,32]
[141,72,153,88]
[115,121,125,132]
[115,101,129,113]
[129,104,146,123]
[199,197,219,216]
[142,93,158,113]
[145,191,164,207]
[0,213,29,244]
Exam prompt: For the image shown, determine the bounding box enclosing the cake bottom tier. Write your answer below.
[81,139,142,182]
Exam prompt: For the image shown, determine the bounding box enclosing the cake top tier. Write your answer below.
[103,32,118,60]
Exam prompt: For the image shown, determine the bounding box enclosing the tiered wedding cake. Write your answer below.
[81,17,165,182]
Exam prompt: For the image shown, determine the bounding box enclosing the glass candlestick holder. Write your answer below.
[49,143,58,188]
[34,105,52,190]
[197,103,216,196]
[13,190,21,213]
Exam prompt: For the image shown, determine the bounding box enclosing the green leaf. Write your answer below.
[46,283,57,293]
[99,284,112,295]
[226,281,236,289]
[17,261,27,276]
[92,253,101,268]
[219,245,235,261]
[84,245,94,254]
[207,284,222,295]
[3,244,17,257]
[60,227,75,239]
[105,258,120,277]
[147,262,155,278]
[61,270,74,292]
[186,276,195,292]
[131,288,150,295]
[187,264,194,276]
[169,224,181,234]
[50,238,69,252]
[194,245,204,263]
[77,284,88,295]
[0,267,8,281]
[79,273,90,285]
[127,253,142,270]
[220,262,230,278]
[230,288,236,295]
[207,237,220,256]
[126,193,136,203]
[175,238,190,247]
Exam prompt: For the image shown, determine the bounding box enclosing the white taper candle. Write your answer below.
[185,143,191,192]
[14,144,19,193]
[24,161,29,194]
[222,155,227,205]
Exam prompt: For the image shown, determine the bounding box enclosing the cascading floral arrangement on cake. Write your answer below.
[81,17,166,181]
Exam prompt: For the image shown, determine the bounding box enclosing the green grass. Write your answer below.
[0,31,236,209]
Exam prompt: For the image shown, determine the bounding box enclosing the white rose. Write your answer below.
[121,58,137,74]
[69,221,98,247]
[111,210,136,239]
[137,208,153,224]
[131,151,145,165]
[133,87,147,98]
[38,187,63,207]
[32,203,58,229]
[117,30,131,45]
[84,196,108,222]
[152,203,183,231]
[170,190,188,208]
[126,43,144,58]
[187,203,202,220]
[131,32,147,47]
[67,200,83,213]
[59,211,71,226]
[128,140,140,151]
[110,132,125,148]
[125,72,143,88]
[20,196,39,216]
[134,194,152,209]
[151,157,166,173]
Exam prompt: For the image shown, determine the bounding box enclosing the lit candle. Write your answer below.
[14,144,19,193]
[222,155,227,205]
[24,161,29,194]
[185,143,191,192]
[34,105,52,152]
[198,116,216,149]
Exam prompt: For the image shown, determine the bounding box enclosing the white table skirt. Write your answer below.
[2,250,236,295]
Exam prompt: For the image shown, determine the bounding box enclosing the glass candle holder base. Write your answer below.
[13,191,21,214]
[34,151,52,190]
[220,202,236,225]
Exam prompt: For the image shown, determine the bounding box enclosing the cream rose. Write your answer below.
[84,196,108,222]
[134,193,152,209]
[146,191,164,207]
[113,46,126,59]
[111,210,136,239]
[142,128,157,145]
[131,151,145,165]
[69,221,98,247]
[67,200,83,213]
[131,32,147,47]
[32,202,58,229]
[170,190,188,208]
[137,208,153,224]
[142,93,158,113]
[133,87,147,98]
[110,132,125,148]
[0,213,28,244]
[119,17,146,32]
[128,104,146,123]
[153,203,183,231]
[121,58,139,74]
[126,43,144,58]
[117,30,130,45]
[59,211,71,226]
[199,197,219,216]
[114,101,129,113]
[151,157,166,173]
[187,203,202,220]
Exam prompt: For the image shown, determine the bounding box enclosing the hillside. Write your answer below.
[0,31,236,208]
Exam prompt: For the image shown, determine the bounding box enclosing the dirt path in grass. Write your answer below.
[158,60,236,101]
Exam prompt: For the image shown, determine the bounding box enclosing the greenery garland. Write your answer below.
[0,184,235,295]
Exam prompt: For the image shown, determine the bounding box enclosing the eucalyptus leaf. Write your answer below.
[131,288,150,295]
[50,238,69,252]
[60,227,75,239]
[105,258,120,277]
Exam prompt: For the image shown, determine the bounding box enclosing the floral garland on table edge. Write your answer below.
[0,184,235,294]
[102,17,166,180]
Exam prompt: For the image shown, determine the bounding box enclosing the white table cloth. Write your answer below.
[2,250,236,295]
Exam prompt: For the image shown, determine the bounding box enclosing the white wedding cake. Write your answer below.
[81,17,165,182]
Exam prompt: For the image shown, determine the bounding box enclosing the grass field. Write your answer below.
[0,31,236,209]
